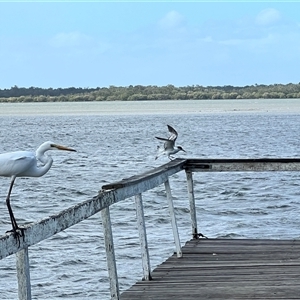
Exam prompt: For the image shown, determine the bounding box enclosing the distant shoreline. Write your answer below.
[1,97,300,103]
[0,83,299,103]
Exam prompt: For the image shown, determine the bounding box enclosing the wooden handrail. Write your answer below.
[2,157,300,299]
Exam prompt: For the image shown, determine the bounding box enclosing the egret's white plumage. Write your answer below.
[0,141,76,237]
[155,125,186,160]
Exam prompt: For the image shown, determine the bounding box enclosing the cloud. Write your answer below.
[255,8,281,26]
[48,31,112,57]
[49,31,92,48]
[158,10,185,30]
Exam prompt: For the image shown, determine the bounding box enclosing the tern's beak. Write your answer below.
[53,144,77,152]
[178,146,186,153]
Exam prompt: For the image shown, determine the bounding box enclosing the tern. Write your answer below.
[155,125,186,160]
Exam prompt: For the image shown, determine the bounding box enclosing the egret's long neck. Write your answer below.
[34,151,53,177]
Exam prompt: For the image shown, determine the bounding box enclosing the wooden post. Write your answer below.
[135,193,152,280]
[101,207,120,300]
[16,247,32,300]
[164,179,182,258]
[185,170,199,239]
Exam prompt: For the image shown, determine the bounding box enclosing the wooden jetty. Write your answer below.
[1,158,300,300]
[121,238,300,299]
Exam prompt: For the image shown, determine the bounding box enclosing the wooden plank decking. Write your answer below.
[121,239,300,299]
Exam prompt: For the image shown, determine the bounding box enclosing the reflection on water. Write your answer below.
[0,98,300,115]
[0,100,300,299]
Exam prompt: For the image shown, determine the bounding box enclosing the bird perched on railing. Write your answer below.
[0,141,76,242]
[155,125,186,160]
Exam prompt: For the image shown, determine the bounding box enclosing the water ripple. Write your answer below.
[1,111,300,299]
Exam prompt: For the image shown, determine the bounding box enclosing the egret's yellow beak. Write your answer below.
[53,144,77,152]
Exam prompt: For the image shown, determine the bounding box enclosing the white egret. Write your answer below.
[0,141,76,238]
[155,125,186,160]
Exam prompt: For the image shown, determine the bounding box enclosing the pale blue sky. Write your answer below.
[0,1,299,89]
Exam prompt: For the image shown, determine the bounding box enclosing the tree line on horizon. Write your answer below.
[0,83,300,103]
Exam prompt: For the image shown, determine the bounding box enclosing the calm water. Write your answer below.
[0,99,300,299]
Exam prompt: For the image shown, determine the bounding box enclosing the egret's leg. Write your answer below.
[6,177,20,233]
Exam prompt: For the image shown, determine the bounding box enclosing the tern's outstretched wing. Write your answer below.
[167,125,178,141]
[155,125,178,142]
[155,136,169,142]
[155,137,175,151]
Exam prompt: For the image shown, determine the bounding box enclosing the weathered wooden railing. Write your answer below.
[1,158,300,300]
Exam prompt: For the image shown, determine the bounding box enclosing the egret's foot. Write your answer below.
[6,227,24,246]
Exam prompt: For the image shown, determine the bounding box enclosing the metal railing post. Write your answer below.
[135,193,152,280]
[16,247,32,300]
[101,207,120,300]
[185,170,199,239]
[164,179,182,258]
